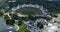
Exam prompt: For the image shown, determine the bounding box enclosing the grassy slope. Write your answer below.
[18,23,27,32]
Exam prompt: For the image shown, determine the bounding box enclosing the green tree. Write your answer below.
[4,14,15,26]
[0,11,3,16]
[28,15,34,20]
[0,0,8,8]
[11,13,19,20]
[18,18,23,26]
[37,22,44,29]
[0,9,4,16]
[24,29,30,32]
[4,15,9,20]
[6,18,15,26]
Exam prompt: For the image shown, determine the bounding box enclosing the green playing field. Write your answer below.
[16,7,42,15]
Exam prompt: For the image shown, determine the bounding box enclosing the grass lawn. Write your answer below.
[2,15,5,23]
[18,23,27,32]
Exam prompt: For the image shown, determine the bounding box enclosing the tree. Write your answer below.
[0,9,5,16]
[24,29,30,32]
[4,15,10,21]
[28,15,34,20]
[11,13,19,20]
[6,18,15,26]
[18,18,23,26]
[0,11,3,16]
[0,0,8,8]
[37,22,44,29]
[50,12,58,17]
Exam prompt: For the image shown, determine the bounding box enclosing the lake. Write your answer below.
[0,17,17,32]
